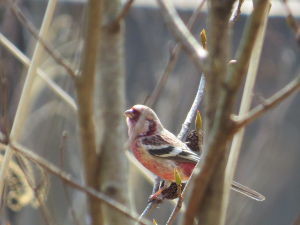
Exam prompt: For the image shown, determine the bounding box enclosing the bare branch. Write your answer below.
[235,68,300,130]
[177,75,205,140]
[74,0,102,223]
[4,0,76,77]
[8,142,152,225]
[0,33,77,111]
[184,1,270,224]
[0,0,57,206]
[148,0,206,107]
[95,0,132,224]
[138,177,162,222]
[116,0,134,23]
[229,0,245,27]
[14,154,53,225]
[281,0,300,45]
[223,5,269,223]
[156,0,208,73]
[59,132,80,225]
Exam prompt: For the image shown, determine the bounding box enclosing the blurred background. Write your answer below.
[0,0,300,224]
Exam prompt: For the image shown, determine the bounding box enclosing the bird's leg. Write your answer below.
[149,180,171,201]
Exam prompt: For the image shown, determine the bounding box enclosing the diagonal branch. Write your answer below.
[7,142,152,225]
[0,33,77,111]
[156,0,208,73]
[235,68,300,130]
[148,0,206,107]
[0,0,57,207]
[4,0,76,77]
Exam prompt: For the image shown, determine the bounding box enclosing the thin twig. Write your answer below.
[4,0,76,77]
[0,33,77,111]
[156,0,207,73]
[148,0,206,107]
[0,0,57,206]
[281,0,300,45]
[116,0,134,23]
[293,210,300,225]
[177,75,205,140]
[59,132,80,225]
[7,142,152,225]
[137,177,162,223]
[14,154,53,225]
[229,0,245,27]
[166,183,183,225]
[235,68,300,130]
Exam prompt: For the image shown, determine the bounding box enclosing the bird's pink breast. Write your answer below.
[130,141,196,182]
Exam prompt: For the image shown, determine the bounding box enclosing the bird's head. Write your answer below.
[124,105,163,137]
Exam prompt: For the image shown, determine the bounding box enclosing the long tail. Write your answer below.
[231,181,265,201]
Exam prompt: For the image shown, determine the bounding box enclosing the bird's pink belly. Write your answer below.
[131,146,195,182]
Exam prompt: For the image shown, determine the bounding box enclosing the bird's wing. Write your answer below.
[140,131,200,164]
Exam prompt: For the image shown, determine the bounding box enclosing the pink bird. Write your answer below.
[124,104,265,201]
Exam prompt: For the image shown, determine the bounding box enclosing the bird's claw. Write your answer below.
[148,195,164,203]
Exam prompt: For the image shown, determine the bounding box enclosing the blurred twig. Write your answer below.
[156,0,207,73]
[148,0,206,107]
[293,211,300,225]
[59,132,80,225]
[235,68,300,130]
[116,0,134,23]
[0,0,57,206]
[229,0,245,27]
[281,0,300,45]
[74,0,102,223]
[0,33,77,111]
[14,154,52,225]
[8,142,152,225]
[4,0,76,77]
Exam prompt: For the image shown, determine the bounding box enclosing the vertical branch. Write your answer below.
[0,0,57,205]
[95,0,131,224]
[74,0,103,224]
[223,5,269,224]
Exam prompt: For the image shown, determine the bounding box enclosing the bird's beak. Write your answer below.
[124,109,134,118]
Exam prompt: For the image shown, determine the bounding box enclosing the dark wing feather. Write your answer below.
[141,130,200,164]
